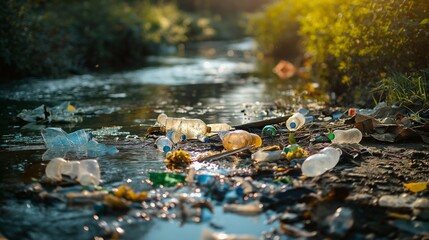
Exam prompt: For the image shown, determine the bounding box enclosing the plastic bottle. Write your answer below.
[328,128,362,144]
[157,113,209,139]
[167,130,186,144]
[251,150,284,162]
[222,130,262,150]
[45,158,68,181]
[301,147,342,177]
[77,159,101,186]
[61,160,81,179]
[45,158,100,185]
[155,136,173,152]
[286,113,306,131]
[262,125,277,137]
[206,123,232,132]
[218,130,230,140]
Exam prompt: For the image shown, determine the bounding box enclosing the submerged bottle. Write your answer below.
[167,130,186,144]
[157,113,209,139]
[262,125,277,137]
[222,130,262,150]
[301,147,342,177]
[155,136,173,152]
[286,113,306,131]
[328,128,362,144]
[149,172,186,187]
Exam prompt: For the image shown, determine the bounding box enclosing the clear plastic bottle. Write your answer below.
[157,113,209,139]
[286,112,306,131]
[45,157,68,181]
[251,150,284,162]
[262,125,277,137]
[301,147,342,177]
[41,128,74,148]
[329,128,362,144]
[206,123,232,132]
[77,159,101,186]
[166,130,186,144]
[155,136,173,152]
[61,160,81,179]
[45,158,100,185]
[222,130,262,150]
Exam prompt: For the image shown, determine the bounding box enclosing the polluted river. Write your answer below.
[0,38,304,239]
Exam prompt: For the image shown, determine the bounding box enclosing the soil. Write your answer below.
[174,120,429,239]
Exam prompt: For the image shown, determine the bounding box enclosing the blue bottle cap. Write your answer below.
[290,122,297,128]
[163,146,171,152]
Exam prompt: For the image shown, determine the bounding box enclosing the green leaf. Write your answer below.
[420,18,429,25]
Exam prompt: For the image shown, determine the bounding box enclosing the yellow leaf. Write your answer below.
[67,103,76,112]
[403,182,427,193]
[420,18,429,25]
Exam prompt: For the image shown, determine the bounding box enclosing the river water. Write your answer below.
[0,38,300,239]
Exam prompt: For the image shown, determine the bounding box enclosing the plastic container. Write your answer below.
[206,123,232,132]
[45,158,100,185]
[251,150,284,162]
[41,128,90,149]
[155,136,173,152]
[329,128,362,144]
[286,112,306,131]
[301,147,342,177]
[166,130,186,144]
[157,113,209,139]
[221,130,262,150]
[262,125,277,137]
[45,158,68,181]
[77,159,101,186]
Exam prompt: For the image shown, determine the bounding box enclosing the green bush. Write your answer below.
[247,0,429,103]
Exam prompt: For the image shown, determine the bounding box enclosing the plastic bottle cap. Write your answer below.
[328,133,335,140]
[181,134,186,141]
[163,146,171,152]
[290,122,297,129]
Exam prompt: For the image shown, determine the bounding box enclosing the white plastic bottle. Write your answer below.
[155,136,173,152]
[286,112,306,131]
[157,113,209,139]
[329,128,362,144]
[301,147,342,177]
[77,159,101,186]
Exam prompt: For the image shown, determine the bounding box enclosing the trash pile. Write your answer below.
[22,102,429,239]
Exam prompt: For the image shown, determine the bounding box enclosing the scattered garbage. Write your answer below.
[221,130,262,150]
[155,136,173,152]
[45,158,101,186]
[157,113,210,140]
[41,127,118,159]
[301,147,342,177]
[18,101,82,123]
[261,125,277,137]
[18,102,429,239]
[286,112,306,131]
[328,128,363,144]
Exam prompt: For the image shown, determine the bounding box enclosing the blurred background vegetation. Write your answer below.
[247,0,429,106]
[0,0,270,80]
[1,0,428,107]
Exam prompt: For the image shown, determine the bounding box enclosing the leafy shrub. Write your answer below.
[247,0,429,103]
